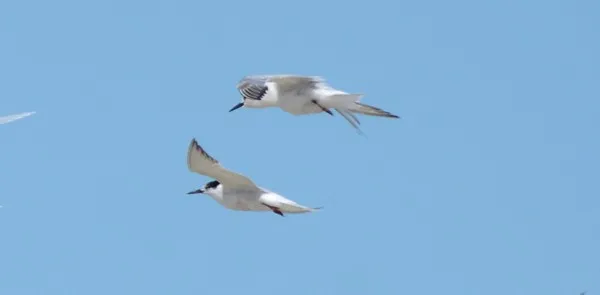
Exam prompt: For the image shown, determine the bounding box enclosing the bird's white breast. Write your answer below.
[277,89,318,115]
[261,82,280,105]
[217,187,269,211]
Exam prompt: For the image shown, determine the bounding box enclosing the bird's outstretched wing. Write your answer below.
[236,76,269,101]
[237,75,325,98]
[0,111,36,125]
[269,75,325,95]
[187,138,257,188]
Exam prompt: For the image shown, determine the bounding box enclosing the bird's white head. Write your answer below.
[187,180,223,198]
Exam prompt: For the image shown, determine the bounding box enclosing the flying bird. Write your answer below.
[186,138,322,216]
[0,111,36,125]
[229,75,399,133]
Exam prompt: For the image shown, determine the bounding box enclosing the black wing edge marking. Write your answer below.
[191,138,219,164]
[239,84,268,100]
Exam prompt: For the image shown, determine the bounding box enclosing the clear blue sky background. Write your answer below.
[1,0,598,294]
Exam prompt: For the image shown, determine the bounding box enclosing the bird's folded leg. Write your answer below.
[312,100,334,116]
[261,202,285,217]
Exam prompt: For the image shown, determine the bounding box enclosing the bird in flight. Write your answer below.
[229,75,399,133]
[186,138,322,216]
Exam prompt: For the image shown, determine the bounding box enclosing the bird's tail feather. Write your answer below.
[348,102,399,119]
[326,94,399,119]
[279,202,323,213]
[325,94,398,133]
[335,108,364,135]
[327,94,364,108]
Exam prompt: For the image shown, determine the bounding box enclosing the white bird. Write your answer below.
[186,138,322,216]
[228,75,399,133]
[0,111,36,125]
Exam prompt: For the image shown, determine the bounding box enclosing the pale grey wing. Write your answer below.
[0,111,36,125]
[268,75,325,96]
[187,138,257,189]
[236,76,269,101]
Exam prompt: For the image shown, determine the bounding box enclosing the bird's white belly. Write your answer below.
[279,94,323,115]
[225,200,270,211]
[218,191,269,211]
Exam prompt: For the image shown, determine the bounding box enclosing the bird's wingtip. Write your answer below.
[187,138,199,171]
[188,138,197,149]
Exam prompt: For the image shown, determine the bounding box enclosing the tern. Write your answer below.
[228,75,399,133]
[0,111,36,125]
[186,138,322,216]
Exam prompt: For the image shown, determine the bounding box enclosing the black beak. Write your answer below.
[187,189,204,195]
[229,102,244,112]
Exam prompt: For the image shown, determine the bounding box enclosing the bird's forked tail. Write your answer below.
[348,102,399,119]
[327,94,399,119]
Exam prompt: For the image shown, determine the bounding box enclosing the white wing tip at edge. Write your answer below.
[0,111,37,124]
[15,111,36,117]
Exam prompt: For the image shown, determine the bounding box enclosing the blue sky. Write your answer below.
[1,0,598,294]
